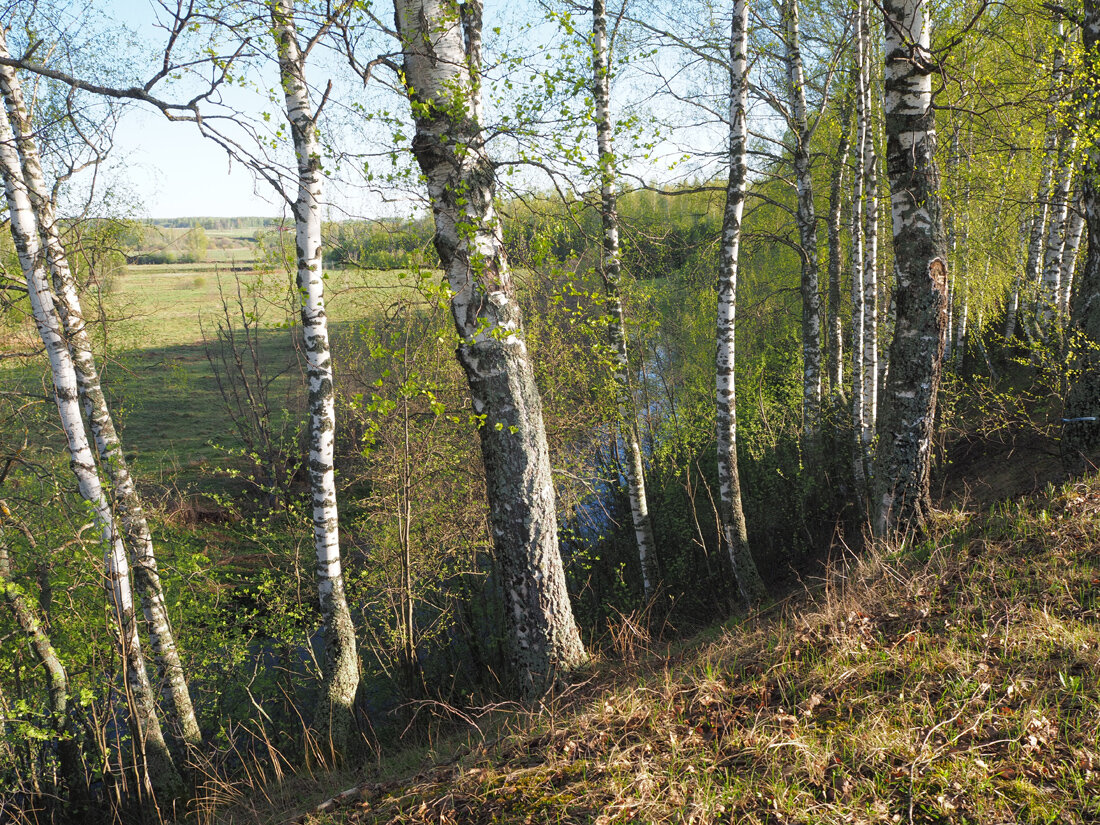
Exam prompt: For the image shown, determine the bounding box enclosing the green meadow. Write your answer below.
[3,258,429,491]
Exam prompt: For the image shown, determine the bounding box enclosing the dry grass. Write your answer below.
[199,476,1100,825]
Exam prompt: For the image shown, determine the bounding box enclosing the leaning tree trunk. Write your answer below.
[871,0,949,536]
[393,0,586,693]
[0,34,202,754]
[781,0,822,442]
[271,0,360,752]
[593,0,658,598]
[0,516,87,804]
[1063,0,1100,469]
[716,0,767,606]
[0,109,181,801]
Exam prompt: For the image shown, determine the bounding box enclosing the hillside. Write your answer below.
[195,473,1100,825]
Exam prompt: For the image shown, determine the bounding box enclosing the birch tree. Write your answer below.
[1009,13,1068,340]
[0,31,203,753]
[0,2,365,749]
[593,0,659,598]
[826,123,849,397]
[857,0,878,474]
[778,0,823,440]
[1063,0,1100,468]
[270,0,360,753]
[391,0,587,692]
[1039,134,1078,328]
[850,56,868,502]
[871,0,949,535]
[1060,196,1086,313]
[716,0,767,605]
[0,105,182,800]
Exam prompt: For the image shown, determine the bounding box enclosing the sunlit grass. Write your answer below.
[231,476,1100,825]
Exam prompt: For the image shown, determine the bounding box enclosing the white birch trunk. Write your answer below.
[872,0,949,535]
[0,109,180,799]
[393,0,586,692]
[1039,134,1077,328]
[716,0,767,605]
[1061,196,1086,313]
[271,0,360,749]
[943,130,959,363]
[781,0,822,440]
[860,0,878,456]
[851,42,869,502]
[955,155,971,365]
[593,0,658,599]
[0,33,202,753]
[827,128,849,397]
[1018,14,1067,338]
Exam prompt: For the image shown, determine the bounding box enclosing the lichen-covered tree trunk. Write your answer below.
[827,129,849,398]
[0,34,202,753]
[871,0,949,536]
[271,0,360,751]
[781,0,822,440]
[716,0,766,605]
[1063,0,1100,468]
[393,0,586,693]
[593,0,658,598]
[0,110,181,800]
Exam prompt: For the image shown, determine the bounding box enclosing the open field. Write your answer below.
[1,261,432,490]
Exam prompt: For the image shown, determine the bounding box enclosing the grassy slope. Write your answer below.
[256,477,1100,825]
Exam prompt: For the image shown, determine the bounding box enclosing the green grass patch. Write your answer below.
[1,263,432,492]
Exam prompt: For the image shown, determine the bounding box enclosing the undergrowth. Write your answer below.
[207,475,1100,825]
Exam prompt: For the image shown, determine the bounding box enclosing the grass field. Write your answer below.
[2,260,432,492]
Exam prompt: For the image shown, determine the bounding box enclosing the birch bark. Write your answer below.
[1063,0,1100,468]
[593,0,658,598]
[859,0,878,458]
[1039,134,1077,328]
[851,58,869,502]
[954,156,971,365]
[872,0,949,536]
[827,128,849,398]
[271,0,360,751]
[0,32,202,752]
[1061,196,1085,313]
[1022,17,1065,301]
[716,0,767,605]
[781,0,822,440]
[0,109,180,798]
[392,0,586,692]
